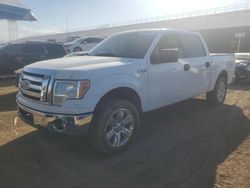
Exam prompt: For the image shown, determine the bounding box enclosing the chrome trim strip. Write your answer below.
[22,74,43,83]
[17,101,93,127]
[41,77,50,102]
[20,88,41,98]
[28,83,42,91]
[18,101,48,116]
[46,74,55,104]
[20,72,51,103]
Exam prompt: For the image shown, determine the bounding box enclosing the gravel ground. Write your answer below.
[0,78,250,188]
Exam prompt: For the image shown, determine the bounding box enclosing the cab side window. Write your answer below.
[150,33,185,64]
[181,34,206,58]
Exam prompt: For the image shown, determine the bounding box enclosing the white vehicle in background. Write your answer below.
[64,37,103,53]
[64,51,89,57]
[17,29,235,155]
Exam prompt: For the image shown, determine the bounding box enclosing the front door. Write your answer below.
[148,33,192,111]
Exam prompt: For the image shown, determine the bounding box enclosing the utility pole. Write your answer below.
[66,17,69,41]
[235,31,246,53]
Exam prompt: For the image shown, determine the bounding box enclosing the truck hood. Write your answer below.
[24,56,133,79]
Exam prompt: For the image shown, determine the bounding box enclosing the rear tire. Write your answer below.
[88,99,140,155]
[206,75,227,106]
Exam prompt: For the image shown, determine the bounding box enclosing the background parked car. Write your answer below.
[234,53,250,83]
[0,41,67,76]
[66,36,81,42]
[63,37,103,53]
[64,51,89,57]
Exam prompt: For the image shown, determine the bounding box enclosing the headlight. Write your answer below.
[53,80,90,105]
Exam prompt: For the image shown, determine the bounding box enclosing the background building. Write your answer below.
[0,0,36,41]
[15,4,250,53]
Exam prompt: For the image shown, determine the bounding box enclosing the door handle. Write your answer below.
[184,64,190,71]
[205,62,210,68]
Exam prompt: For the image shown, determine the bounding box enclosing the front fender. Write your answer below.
[63,73,148,113]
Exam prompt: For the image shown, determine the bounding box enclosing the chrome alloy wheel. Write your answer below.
[105,108,134,147]
[217,80,226,103]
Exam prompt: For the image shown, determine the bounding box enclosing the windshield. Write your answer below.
[72,38,85,43]
[89,32,156,59]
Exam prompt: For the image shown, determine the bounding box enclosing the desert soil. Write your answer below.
[0,78,250,188]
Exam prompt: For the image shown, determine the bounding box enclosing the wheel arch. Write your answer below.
[94,87,143,114]
[209,70,228,91]
[218,70,228,81]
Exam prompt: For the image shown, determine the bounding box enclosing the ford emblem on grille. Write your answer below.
[22,80,30,90]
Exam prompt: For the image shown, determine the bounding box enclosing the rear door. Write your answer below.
[180,33,211,94]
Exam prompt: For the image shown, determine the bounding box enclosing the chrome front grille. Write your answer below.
[19,71,50,102]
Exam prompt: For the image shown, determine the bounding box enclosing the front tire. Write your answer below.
[88,99,140,155]
[206,75,227,106]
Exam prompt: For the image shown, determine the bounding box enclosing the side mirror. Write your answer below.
[151,49,178,64]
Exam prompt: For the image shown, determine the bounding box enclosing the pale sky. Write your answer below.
[0,0,249,41]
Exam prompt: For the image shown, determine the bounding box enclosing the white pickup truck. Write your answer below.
[17,29,235,154]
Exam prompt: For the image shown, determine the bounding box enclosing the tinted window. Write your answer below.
[151,33,185,61]
[95,38,103,43]
[44,44,66,57]
[23,44,45,54]
[0,45,12,54]
[181,34,206,58]
[11,44,24,54]
[85,38,103,43]
[89,32,156,59]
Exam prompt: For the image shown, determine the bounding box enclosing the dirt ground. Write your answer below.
[0,78,250,188]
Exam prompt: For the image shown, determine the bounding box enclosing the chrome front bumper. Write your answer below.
[17,101,93,134]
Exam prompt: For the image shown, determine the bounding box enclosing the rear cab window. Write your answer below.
[180,33,207,58]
